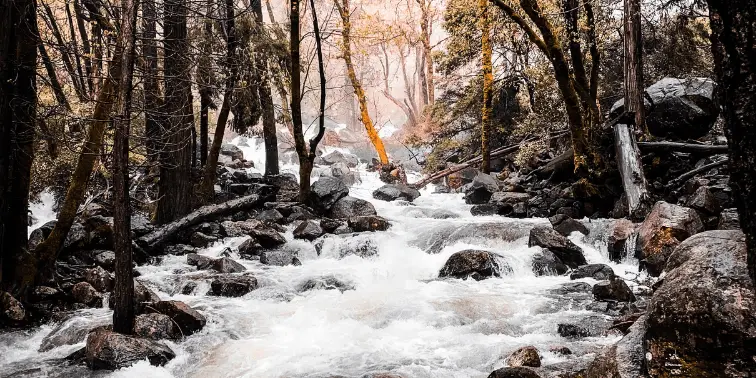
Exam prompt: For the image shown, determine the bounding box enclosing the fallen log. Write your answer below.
[137,194,261,251]
[667,158,728,188]
[615,122,651,220]
[410,130,569,189]
[637,141,728,154]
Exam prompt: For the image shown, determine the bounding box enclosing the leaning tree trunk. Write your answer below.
[706,0,756,284]
[157,0,194,224]
[336,0,389,165]
[112,0,139,334]
[617,0,651,220]
[0,0,37,296]
[479,0,493,174]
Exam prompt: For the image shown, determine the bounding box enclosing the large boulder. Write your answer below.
[718,208,740,230]
[610,77,719,140]
[372,184,421,202]
[592,278,636,302]
[321,162,361,187]
[438,250,511,280]
[319,150,359,167]
[85,328,175,370]
[488,192,531,217]
[329,196,377,219]
[644,230,756,376]
[209,276,259,297]
[549,214,589,236]
[187,253,214,270]
[211,257,246,273]
[309,177,349,213]
[528,226,586,268]
[293,220,324,241]
[260,250,301,266]
[634,201,703,276]
[487,367,541,378]
[570,264,615,280]
[0,291,25,323]
[583,315,646,378]
[145,300,206,336]
[220,143,244,161]
[249,228,287,248]
[84,266,114,292]
[506,346,541,368]
[463,172,499,204]
[531,250,568,276]
[133,313,181,340]
[71,282,102,307]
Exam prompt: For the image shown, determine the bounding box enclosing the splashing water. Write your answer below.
[2,139,644,377]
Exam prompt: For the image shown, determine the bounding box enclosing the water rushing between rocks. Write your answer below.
[1,138,645,378]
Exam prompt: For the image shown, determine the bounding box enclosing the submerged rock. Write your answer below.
[635,201,703,276]
[439,250,511,280]
[298,275,355,292]
[187,253,214,270]
[531,250,568,276]
[528,226,586,268]
[85,328,175,370]
[372,184,421,202]
[260,250,301,266]
[506,346,541,368]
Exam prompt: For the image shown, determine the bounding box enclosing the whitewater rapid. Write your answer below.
[1,137,642,378]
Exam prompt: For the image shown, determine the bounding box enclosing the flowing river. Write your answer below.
[0,138,641,378]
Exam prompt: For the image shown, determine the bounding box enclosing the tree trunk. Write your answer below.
[73,0,93,94]
[614,122,650,220]
[38,43,71,111]
[706,0,756,284]
[112,0,139,334]
[336,0,389,165]
[157,0,194,224]
[41,1,86,101]
[479,0,493,173]
[0,0,37,296]
[624,0,646,134]
[253,0,279,176]
[417,45,429,107]
[197,0,237,205]
[636,141,729,154]
[290,0,310,201]
[308,0,326,163]
[141,0,161,161]
[417,0,434,105]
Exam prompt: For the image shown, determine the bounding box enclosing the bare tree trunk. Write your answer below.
[617,0,651,220]
[706,0,756,284]
[73,0,93,94]
[417,0,434,105]
[197,0,237,204]
[64,2,87,98]
[308,0,326,163]
[40,1,85,101]
[417,45,429,107]
[157,0,194,224]
[112,0,139,334]
[141,0,161,161]
[0,0,37,296]
[38,43,71,111]
[290,0,310,200]
[479,0,492,173]
[253,0,279,176]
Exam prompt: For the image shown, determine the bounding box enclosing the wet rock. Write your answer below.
[463,172,499,204]
[329,196,377,219]
[28,220,56,252]
[320,218,343,233]
[211,257,246,273]
[187,253,214,270]
[248,227,287,248]
[256,209,285,224]
[84,215,114,249]
[549,214,589,236]
[209,276,258,297]
[570,264,615,280]
[238,238,262,257]
[285,205,318,224]
[133,280,161,314]
[438,249,511,280]
[687,186,721,214]
[348,216,390,232]
[333,224,353,234]
[635,201,703,276]
[133,313,181,340]
[583,314,646,378]
[181,282,197,295]
[85,266,114,292]
[550,282,592,295]
[1,291,25,322]
[309,177,349,213]
[415,222,532,254]
[489,191,531,217]
[610,77,719,140]
[506,346,541,367]
[220,219,265,237]
[315,234,378,259]
[645,230,755,376]
[322,162,361,187]
[192,222,221,236]
[593,278,636,302]
[607,219,636,263]
[220,143,244,161]
[298,275,355,292]
[557,323,589,338]
[470,204,498,216]
[30,286,61,302]
[260,250,300,266]
[320,150,359,167]
[190,232,218,248]
[90,250,116,270]
[131,215,154,237]
[528,226,586,268]
[487,367,542,378]
[145,300,206,336]
[62,222,89,256]
[71,282,102,307]
[372,184,421,202]
[85,328,175,370]
[39,314,110,352]
[718,208,740,230]
[293,220,324,241]
[163,244,195,256]
[549,346,573,355]
[532,250,569,276]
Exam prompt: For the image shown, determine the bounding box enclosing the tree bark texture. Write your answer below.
[290,0,312,201]
[417,0,434,105]
[706,0,756,283]
[623,0,645,133]
[614,122,650,220]
[0,0,37,295]
[253,0,279,176]
[142,0,161,161]
[157,0,195,224]
[112,0,139,334]
[479,0,493,174]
